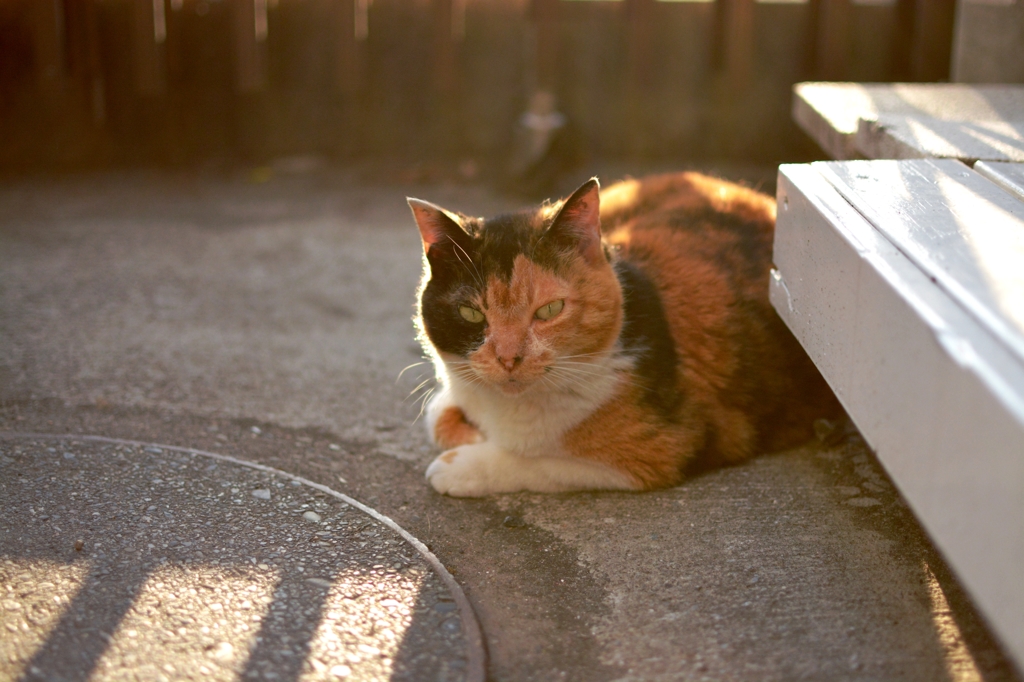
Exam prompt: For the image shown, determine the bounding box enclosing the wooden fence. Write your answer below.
[0,0,956,173]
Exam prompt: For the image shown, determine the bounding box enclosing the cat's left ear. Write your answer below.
[547,178,603,265]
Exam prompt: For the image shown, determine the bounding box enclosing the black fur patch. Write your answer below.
[420,291,487,358]
[476,212,539,282]
[419,198,610,357]
[614,260,682,421]
[420,235,487,357]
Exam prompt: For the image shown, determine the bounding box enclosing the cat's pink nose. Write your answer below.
[498,355,522,372]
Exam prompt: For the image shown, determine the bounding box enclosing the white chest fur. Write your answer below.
[427,354,629,457]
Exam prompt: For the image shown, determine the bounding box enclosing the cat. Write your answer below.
[408,172,840,497]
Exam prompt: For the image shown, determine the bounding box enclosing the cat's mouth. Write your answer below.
[498,378,530,395]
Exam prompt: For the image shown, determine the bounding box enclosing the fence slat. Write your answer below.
[232,0,267,92]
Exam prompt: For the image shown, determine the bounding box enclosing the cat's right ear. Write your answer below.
[408,198,470,255]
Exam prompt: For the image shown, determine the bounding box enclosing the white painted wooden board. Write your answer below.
[793,82,1024,161]
[819,158,1024,367]
[856,115,1024,163]
[976,161,1024,203]
[772,162,1024,673]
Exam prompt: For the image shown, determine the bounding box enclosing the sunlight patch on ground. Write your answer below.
[923,562,982,682]
[303,566,423,680]
[0,558,92,679]
[93,564,276,681]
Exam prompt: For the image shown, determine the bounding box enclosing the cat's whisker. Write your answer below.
[554,361,617,373]
[396,360,429,383]
[404,377,442,405]
[548,364,646,394]
[462,374,490,390]
[552,354,615,365]
[550,362,615,378]
[448,365,488,389]
[412,388,430,410]
[557,351,610,359]
[539,373,574,396]
[412,387,436,424]
[406,377,435,399]
[547,374,586,397]
[545,367,603,394]
[447,235,485,288]
[403,372,434,396]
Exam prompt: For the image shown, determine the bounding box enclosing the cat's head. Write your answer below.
[410,179,623,395]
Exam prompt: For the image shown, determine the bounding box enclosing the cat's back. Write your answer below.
[600,171,777,306]
[599,172,775,235]
[599,172,837,462]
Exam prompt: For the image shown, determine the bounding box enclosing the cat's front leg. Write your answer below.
[426,443,639,497]
[432,406,484,450]
[425,388,483,449]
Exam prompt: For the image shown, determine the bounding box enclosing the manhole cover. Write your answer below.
[0,433,484,682]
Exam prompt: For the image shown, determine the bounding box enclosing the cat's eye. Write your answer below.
[535,299,564,321]
[459,305,485,324]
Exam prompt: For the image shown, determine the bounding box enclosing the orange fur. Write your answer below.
[562,383,694,490]
[433,406,484,450]
[467,254,623,394]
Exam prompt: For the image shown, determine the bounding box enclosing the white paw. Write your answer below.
[425,443,638,496]
[426,445,501,497]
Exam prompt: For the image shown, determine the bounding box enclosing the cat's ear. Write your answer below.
[408,198,472,255]
[547,178,603,264]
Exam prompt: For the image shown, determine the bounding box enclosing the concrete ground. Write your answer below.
[1,435,477,682]
[0,166,1020,682]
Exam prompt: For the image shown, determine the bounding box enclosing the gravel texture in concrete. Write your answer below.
[0,435,476,682]
[1,167,1021,681]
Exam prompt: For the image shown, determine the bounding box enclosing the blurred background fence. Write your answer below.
[0,0,958,176]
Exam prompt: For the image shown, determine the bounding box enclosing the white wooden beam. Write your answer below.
[772,161,1024,672]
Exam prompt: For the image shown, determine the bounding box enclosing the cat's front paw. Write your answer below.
[426,445,500,497]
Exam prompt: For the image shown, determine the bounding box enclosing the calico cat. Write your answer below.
[409,172,839,497]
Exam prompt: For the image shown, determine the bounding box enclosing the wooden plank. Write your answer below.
[890,0,957,82]
[132,0,165,94]
[908,0,956,82]
[720,0,754,92]
[29,0,66,92]
[975,161,1024,203]
[332,0,364,93]
[793,82,1024,161]
[773,162,1024,674]
[856,114,1024,163]
[625,0,656,92]
[87,0,105,122]
[623,0,655,154]
[232,0,267,92]
[952,0,1024,84]
[64,0,106,123]
[530,0,559,94]
[432,0,458,94]
[813,0,850,80]
[819,158,1024,365]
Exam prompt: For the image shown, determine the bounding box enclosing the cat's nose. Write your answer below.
[498,355,523,372]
